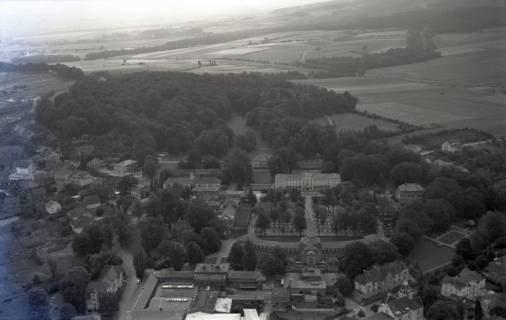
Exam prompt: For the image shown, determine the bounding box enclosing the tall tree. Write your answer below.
[133,248,148,280]
[229,242,245,270]
[243,240,257,271]
[292,212,307,236]
[259,246,288,277]
[185,241,204,266]
[255,212,271,235]
[221,148,253,185]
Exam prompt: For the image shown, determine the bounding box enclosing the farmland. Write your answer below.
[56,29,407,75]
[294,30,506,137]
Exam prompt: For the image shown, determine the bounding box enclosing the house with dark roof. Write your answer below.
[355,261,409,298]
[194,263,230,289]
[363,313,395,320]
[442,268,486,301]
[483,256,506,291]
[227,270,266,290]
[86,265,125,312]
[378,296,423,320]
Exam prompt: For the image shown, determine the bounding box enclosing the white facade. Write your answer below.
[274,172,340,191]
[396,183,424,204]
[442,141,462,153]
[441,269,486,300]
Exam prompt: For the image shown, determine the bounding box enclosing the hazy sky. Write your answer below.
[0,0,334,38]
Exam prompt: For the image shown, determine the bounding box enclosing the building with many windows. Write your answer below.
[396,183,424,205]
[274,172,340,192]
[354,261,410,297]
[441,268,486,301]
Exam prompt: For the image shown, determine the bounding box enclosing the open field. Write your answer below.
[294,36,506,136]
[369,49,506,88]
[0,72,73,109]
[356,102,471,126]
[63,29,406,74]
[434,29,506,56]
[311,112,400,132]
[408,238,455,274]
[437,231,467,246]
[295,77,436,95]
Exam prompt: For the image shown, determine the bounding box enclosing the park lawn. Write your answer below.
[408,238,455,274]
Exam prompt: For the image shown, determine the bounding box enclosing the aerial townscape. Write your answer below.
[0,1,505,320]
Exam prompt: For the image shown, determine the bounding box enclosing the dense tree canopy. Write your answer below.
[37,72,357,160]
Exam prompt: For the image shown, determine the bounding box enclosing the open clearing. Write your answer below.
[0,72,73,109]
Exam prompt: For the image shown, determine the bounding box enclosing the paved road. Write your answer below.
[304,196,317,237]
[115,249,137,320]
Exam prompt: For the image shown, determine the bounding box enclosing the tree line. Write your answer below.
[297,29,441,78]
[0,61,84,80]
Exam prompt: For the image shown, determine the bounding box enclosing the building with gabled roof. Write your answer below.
[194,263,230,289]
[227,270,266,290]
[86,265,125,312]
[441,268,486,301]
[379,295,423,320]
[355,261,409,297]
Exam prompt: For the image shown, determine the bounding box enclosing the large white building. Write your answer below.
[274,172,340,192]
[441,268,486,301]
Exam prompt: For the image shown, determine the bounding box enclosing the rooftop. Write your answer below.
[442,268,485,289]
[227,270,265,282]
[275,172,340,183]
[387,296,423,315]
[397,183,424,192]
[194,263,230,274]
[355,261,407,285]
